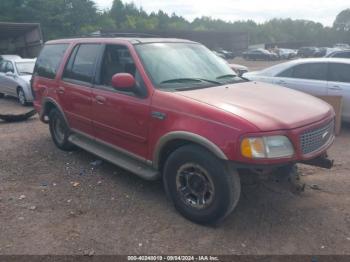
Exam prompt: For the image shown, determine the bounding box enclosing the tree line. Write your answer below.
[0,0,349,46]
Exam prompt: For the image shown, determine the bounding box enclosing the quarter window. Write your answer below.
[34,44,69,79]
[329,63,350,83]
[63,44,101,83]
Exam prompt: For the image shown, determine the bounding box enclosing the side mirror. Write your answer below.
[6,71,15,77]
[111,73,135,90]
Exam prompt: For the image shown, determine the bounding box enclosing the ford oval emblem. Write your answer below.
[322,131,329,139]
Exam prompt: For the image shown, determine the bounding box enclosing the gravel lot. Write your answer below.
[0,60,349,255]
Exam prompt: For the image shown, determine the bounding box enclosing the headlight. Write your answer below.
[241,135,294,159]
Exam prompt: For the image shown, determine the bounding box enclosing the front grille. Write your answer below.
[300,120,334,155]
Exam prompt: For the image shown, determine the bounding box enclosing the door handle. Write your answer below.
[329,85,342,91]
[95,95,106,104]
[57,86,65,94]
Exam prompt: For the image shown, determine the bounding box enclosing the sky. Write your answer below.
[93,0,349,27]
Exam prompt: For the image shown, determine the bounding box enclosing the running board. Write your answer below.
[68,133,160,180]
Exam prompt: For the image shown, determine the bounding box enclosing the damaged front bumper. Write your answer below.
[300,153,334,169]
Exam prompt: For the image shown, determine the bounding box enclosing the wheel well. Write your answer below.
[42,101,57,122]
[158,139,192,173]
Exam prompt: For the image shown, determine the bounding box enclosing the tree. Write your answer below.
[333,9,350,31]
[0,0,349,46]
[0,0,100,39]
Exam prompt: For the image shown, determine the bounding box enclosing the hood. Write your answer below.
[176,81,333,131]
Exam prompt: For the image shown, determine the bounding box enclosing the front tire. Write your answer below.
[17,88,27,106]
[163,145,241,224]
[49,108,75,151]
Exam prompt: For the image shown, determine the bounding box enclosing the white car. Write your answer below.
[278,48,297,59]
[0,57,36,105]
[243,58,350,122]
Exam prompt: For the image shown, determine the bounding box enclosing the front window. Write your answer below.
[135,42,243,90]
[16,61,35,75]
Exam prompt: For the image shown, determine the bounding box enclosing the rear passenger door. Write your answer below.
[328,62,350,122]
[91,44,151,159]
[59,43,102,137]
[277,62,328,96]
[0,61,8,92]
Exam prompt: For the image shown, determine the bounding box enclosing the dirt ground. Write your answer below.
[0,59,349,255]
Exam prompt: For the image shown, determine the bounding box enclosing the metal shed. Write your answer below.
[0,22,43,58]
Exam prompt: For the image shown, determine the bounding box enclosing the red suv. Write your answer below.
[32,37,335,224]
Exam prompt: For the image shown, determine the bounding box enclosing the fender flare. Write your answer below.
[41,97,68,124]
[153,131,228,169]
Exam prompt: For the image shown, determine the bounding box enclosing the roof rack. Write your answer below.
[87,31,160,38]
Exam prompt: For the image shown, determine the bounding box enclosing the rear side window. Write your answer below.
[34,44,69,79]
[329,63,350,83]
[63,44,101,83]
[291,63,327,81]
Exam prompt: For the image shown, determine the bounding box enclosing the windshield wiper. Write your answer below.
[216,74,249,82]
[216,74,238,79]
[160,78,221,85]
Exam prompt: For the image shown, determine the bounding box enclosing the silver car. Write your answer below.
[243,58,350,122]
[0,57,36,106]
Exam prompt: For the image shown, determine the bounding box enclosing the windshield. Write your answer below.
[135,42,241,90]
[15,61,35,75]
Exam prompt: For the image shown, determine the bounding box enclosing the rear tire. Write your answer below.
[163,144,241,225]
[49,108,75,151]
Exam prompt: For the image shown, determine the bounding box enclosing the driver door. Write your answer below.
[91,44,152,159]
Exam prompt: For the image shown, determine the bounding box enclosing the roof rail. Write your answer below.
[86,31,160,38]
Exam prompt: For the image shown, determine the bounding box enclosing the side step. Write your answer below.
[68,133,160,180]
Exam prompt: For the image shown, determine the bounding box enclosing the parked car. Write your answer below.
[32,38,335,224]
[0,57,36,105]
[324,47,343,57]
[326,50,350,58]
[228,63,249,76]
[314,47,328,57]
[211,50,226,59]
[242,49,278,60]
[218,57,249,76]
[216,49,235,59]
[243,58,350,122]
[277,48,297,59]
[334,43,350,49]
[297,47,319,58]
